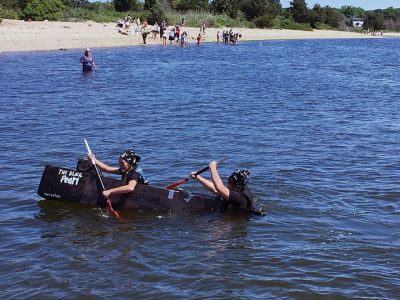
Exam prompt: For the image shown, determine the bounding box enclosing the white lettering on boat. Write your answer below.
[58,168,82,186]
[43,192,61,199]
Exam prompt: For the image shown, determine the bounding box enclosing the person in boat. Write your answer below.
[80,48,96,72]
[191,161,253,209]
[88,150,147,198]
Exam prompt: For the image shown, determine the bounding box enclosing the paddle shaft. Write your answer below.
[194,156,228,176]
[84,139,106,190]
[84,139,120,219]
[166,156,228,190]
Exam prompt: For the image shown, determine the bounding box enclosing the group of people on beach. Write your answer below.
[87,150,254,210]
[114,18,241,47]
[217,29,241,44]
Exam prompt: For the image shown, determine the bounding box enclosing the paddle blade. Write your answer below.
[107,199,120,219]
[166,178,189,190]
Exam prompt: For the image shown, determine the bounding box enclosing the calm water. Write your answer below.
[1,39,400,299]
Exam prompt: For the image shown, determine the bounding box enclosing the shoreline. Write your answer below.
[1,19,398,53]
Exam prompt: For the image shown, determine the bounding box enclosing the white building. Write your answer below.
[351,17,364,28]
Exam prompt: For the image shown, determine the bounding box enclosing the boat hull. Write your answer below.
[37,160,265,216]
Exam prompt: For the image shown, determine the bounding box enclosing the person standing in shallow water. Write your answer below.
[87,150,148,199]
[191,161,254,209]
[80,48,96,72]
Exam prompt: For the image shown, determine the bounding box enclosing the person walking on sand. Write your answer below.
[191,161,254,209]
[80,48,96,72]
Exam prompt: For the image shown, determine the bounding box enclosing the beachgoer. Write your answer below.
[142,31,149,44]
[169,29,175,44]
[87,150,147,198]
[180,31,187,47]
[217,31,220,43]
[80,48,96,72]
[151,22,159,39]
[190,161,253,209]
[175,25,180,42]
[162,29,167,46]
[196,33,201,46]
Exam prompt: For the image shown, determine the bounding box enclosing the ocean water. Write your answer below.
[0,39,399,299]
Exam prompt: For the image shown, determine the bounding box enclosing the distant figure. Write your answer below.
[181,16,186,26]
[196,33,201,46]
[169,28,175,44]
[151,22,159,39]
[142,31,149,44]
[180,31,187,47]
[175,25,180,42]
[217,31,220,43]
[162,29,167,46]
[80,48,95,72]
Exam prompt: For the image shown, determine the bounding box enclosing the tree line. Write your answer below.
[1,0,400,31]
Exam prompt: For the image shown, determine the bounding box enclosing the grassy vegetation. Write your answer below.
[272,17,313,31]
[0,6,22,19]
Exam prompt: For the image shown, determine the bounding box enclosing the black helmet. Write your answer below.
[120,150,141,166]
[228,169,250,190]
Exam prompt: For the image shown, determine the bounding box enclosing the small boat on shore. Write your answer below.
[37,159,266,216]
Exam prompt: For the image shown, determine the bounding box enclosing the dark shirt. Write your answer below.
[228,188,253,209]
[119,167,147,185]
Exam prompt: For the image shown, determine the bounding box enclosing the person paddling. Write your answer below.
[88,150,147,199]
[80,48,96,72]
[191,161,253,209]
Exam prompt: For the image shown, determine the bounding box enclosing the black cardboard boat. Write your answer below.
[37,159,266,216]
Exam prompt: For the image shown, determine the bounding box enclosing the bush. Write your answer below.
[253,14,274,28]
[23,0,65,21]
[272,16,313,31]
[0,6,22,19]
[313,22,333,30]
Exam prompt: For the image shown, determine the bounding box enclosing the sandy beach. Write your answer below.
[0,19,397,53]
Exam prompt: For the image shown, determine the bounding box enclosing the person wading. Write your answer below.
[80,48,96,72]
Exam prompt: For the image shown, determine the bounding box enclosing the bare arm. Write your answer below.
[191,173,218,194]
[209,161,230,201]
[103,179,137,198]
[88,153,119,174]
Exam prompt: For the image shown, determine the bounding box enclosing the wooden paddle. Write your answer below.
[84,139,120,219]
[166,156,228,190]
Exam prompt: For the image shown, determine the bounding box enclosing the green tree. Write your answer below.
[364,11,386,30]
[1,0,20,9]
[23,0,65,20]
[62,0,93,9]
[289,0,309,23]
[241,0,280,20]
[340,5,365,18]
[114,0,139,12]
[144,0,166,24]
[323,6,343,28]
[309,3,323,27]
[171,0,208,11]
[210,0,244,19]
